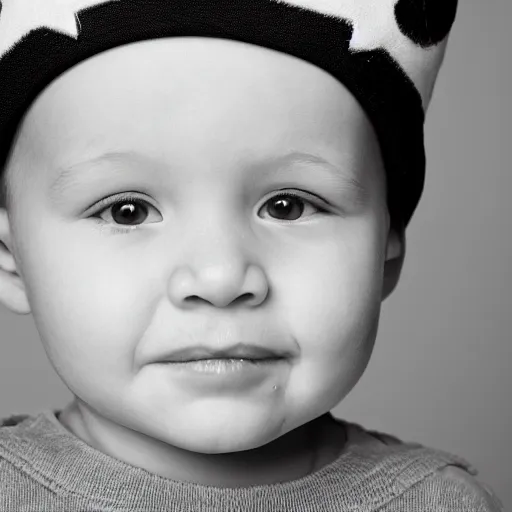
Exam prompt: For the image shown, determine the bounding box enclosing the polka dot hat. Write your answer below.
[0,0,458,226]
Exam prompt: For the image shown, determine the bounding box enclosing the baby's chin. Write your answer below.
[138,403,300,454]
[59,395,275,450]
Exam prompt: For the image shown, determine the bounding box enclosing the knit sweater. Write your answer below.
[0,410,504,511]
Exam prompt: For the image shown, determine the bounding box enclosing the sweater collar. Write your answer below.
[0,409,475,510]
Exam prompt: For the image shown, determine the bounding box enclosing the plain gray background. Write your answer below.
[1,0,510,508]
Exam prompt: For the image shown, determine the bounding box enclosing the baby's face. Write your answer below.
[6,37,392,454]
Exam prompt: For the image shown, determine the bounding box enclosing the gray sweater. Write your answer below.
[0,410,504,511]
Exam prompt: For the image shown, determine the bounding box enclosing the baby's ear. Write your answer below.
[381,218,406,301]
[0,209,31,315]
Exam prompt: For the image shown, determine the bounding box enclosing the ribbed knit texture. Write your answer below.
[0,410,503,511]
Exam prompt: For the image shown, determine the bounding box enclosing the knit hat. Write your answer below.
[0,0,458,226]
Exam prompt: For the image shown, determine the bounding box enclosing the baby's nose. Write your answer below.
[177,264,268,308]
[166,231,269,309]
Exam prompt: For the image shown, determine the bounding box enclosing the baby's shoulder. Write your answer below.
[342,420,504,511]
[376,463,505,512]
[431,466,504,512]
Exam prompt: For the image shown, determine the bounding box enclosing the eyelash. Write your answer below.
[90,190,330,235]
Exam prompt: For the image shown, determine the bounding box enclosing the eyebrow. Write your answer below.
[50,151,161,196]
[260,151,368,201]
[50,149,368,200]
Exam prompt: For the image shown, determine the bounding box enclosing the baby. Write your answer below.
[0,0,504,511]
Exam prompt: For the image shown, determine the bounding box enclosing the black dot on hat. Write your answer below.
[394,0,458,48]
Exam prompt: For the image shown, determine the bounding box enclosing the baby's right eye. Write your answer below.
[91,193,162,229]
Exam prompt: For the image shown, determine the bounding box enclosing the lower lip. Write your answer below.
[159,358,286,391]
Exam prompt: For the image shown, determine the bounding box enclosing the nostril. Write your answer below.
[183,293,255,307]
[185,296,201,303]
[235,293,254,303]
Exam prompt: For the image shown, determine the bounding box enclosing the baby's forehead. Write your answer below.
[13,45,382,191]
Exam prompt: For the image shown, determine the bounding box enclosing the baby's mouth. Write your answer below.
[155,342,292,364]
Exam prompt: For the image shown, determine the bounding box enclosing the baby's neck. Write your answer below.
[57,401,345,487]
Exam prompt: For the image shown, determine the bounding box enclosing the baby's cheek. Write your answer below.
[25,232,152,386]
[278,259,379,402]
[289,244,382,353]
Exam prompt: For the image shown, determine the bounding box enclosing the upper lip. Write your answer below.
[157,343,290,362]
